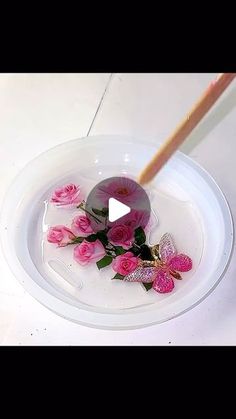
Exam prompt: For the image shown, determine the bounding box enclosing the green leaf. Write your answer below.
[134,226,146,246]
[91,208,102,216]
[114,246,126,256]
[139,244,154,261]
[97,230,108,246]
[112,273,124,280]
[86,234,98,242]
[92,207,108,217]
[96,255,113,270]
[77,201,85,209]
[71,236,84,244]
[143,282,153,291]
[102,207,109,216]
[128,246,141,256]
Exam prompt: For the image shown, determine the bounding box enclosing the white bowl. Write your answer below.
[0,135,234,329]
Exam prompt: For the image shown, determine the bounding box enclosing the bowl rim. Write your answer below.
[0,134,234,329]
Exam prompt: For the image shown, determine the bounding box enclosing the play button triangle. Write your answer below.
[108,197,131,222]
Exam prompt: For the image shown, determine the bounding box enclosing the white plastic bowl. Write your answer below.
[0,135,234,329]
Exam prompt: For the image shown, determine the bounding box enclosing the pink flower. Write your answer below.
[107,224,134,249]
[71,215,93,236]
[108,209,150,230]
[73,239,106,266]
[124,209,150,229]
[96,177,143,205]
[51,184,83,206]
[112,252,139,276]
[123,233,192,294]
[47,225,75,247]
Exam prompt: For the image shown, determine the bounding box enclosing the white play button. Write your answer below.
[108,197,131,222]
[85,176,151,232]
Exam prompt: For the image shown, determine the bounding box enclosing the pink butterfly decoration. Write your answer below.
[124,233,192,294]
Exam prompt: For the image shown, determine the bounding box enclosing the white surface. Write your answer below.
[1,135,232,328]
[108,197,131,222]
[0,73,236,344]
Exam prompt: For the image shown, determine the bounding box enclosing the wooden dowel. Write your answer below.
[138,73,236,185]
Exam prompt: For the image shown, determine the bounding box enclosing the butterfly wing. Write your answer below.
[124,266,159,283]
[168,254,192,272]
[159,233,177,264]
[152,268,175,293]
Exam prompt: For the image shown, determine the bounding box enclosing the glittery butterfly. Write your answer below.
[123,233,192,293]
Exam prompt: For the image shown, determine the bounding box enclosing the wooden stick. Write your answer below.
[138,73,236,185]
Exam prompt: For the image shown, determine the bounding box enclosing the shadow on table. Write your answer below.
[180,87,236,155]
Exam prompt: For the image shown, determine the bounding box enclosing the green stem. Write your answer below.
[77,203,102,224]
[104,214,108,229]
[68,236,84,245]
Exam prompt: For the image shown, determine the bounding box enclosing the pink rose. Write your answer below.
[112,252,138,276]
[124,209,150,229]
[108,210,150,231]
[96,177,143,205]
[51,183,83,206]
[107,224,134,249]
[71,215,93,236]
[47,225,75,247]
[74,239,106,266]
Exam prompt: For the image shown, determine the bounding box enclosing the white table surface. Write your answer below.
[1,73,236,345]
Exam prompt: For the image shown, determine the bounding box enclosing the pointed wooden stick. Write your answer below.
[138,73,236,185]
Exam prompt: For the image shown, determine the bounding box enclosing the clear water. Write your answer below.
[38,168,204,310]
